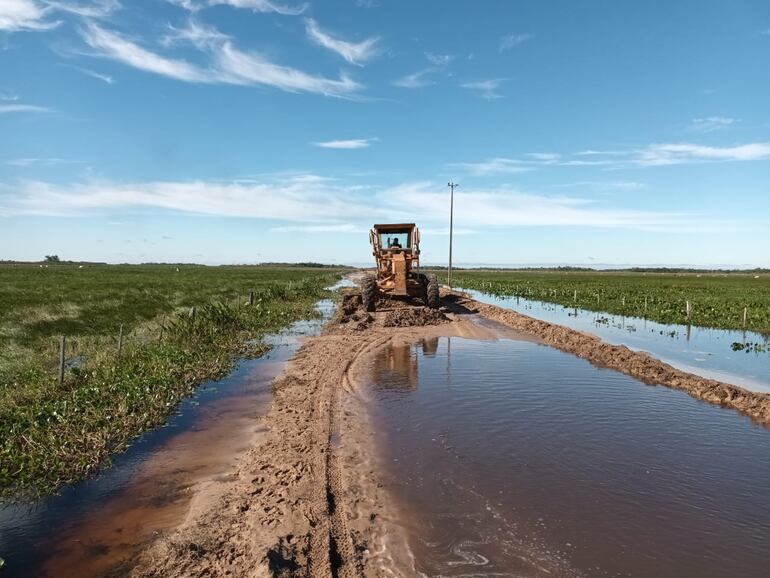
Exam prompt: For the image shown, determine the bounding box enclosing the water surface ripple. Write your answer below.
[366,336,770,577]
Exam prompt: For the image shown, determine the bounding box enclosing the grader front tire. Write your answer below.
[426,274,439,309]
[362,274,377,312]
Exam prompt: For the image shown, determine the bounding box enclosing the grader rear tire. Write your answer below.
[426,274,439,309]
[361,274,377,312]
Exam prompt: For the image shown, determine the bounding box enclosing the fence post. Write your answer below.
[644,296,648,313]
[686,300,691,320]
[574,289,577,303]
[58,335,66,386]
[117,324,124,357]
[249,291,255,306]
[189,306,196,320]
[743,307,748,328]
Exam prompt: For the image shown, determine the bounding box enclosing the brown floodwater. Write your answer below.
[364,335,770,577]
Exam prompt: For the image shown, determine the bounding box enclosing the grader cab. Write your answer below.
[360,223,439,311]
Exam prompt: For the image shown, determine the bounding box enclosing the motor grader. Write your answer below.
[361,223,439,311]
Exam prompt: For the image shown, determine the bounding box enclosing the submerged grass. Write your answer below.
[0,264,341,497]
[443,270,770,334]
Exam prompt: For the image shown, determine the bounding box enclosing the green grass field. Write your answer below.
[443,270,770,334]
[0,264,342,497]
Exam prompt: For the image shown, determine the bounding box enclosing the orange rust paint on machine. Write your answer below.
[362,223,439,311]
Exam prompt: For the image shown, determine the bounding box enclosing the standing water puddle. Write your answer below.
[0,291,342,577]
[365,335,770,577]
[464,289,770,393]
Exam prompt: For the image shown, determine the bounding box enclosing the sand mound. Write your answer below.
[383,307,448,328]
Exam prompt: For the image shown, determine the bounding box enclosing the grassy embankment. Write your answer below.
[0,264,343,497]
[442,270,770,334]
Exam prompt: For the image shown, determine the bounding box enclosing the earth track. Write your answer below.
[127,287,770,577]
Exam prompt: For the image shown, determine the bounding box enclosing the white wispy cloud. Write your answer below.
[160,18,230,49]
[552,180,646,191]
[0,103,53,113]
[81,22,208,82]
[394,52,453,89]
[2,175,372,220]
[80,22,361,97]
[74,66,115,84]
[5,157,79,166]
[215,41,361,96]
[425,52,453,66]
[392,68,436,88]
[46,0,120,18]
[380,182,733,232]
[449,158,533,176]
[527,153,561,162]
[689,116,737,133]
[271,223,367,233]
[499,33,533,51]
[460,78,505,99]
[168,0,307,15]
[1,176,749,233]
[634,142,770,166]
[0,0,60,31]
[314,138,377,149]
[305,18,379,66]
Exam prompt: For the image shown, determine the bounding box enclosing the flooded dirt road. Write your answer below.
[364,336,770,577]
[7,284,769,577]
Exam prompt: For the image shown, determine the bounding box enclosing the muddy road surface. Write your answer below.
[116,286,770,577]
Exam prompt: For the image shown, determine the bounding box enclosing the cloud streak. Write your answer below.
[314,138,377,149]
[499,33,533,51]
[454,142,770,174]
[689,116,737,133]
[461,78,505,99]
[305,18,379,66]
[168,0,307,15]
[1,176,739,233]
[80,22,362,97]
[393,68,436,88]
[0,103,53,114]
[0,0,59,31]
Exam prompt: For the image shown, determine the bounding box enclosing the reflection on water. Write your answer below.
[367,337,770,577]
[464,289,770,393]
[0,298,336,577]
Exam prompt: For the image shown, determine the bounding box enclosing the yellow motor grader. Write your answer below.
[361,223,439,311]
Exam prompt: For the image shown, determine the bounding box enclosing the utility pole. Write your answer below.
[447,182,458,289]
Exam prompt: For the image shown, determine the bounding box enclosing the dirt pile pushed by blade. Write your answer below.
[334,293,374,331]
[383,307,448,328]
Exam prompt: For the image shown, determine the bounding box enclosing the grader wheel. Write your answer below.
[361,274,377,312]
[425,274,439,309]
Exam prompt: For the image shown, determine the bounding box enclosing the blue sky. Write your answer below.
[1,0,769,266]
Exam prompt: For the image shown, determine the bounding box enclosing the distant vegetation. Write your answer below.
[441,269,770,334]
[0,263,343,497]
